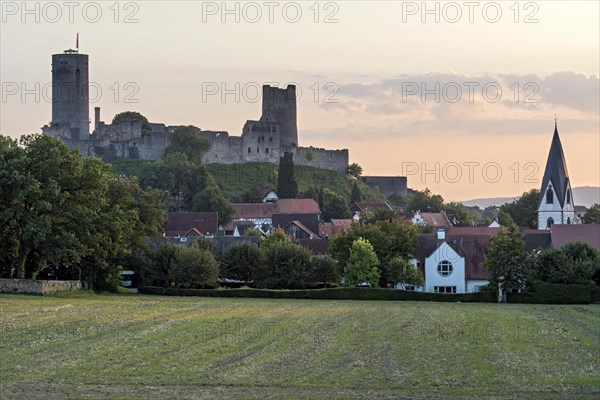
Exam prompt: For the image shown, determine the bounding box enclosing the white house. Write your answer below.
[396,228,495,294]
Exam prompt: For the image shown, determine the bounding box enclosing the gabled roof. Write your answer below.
[283,220,319,239]
[419,212,452,229]
[550,224,600,250]
[539,122,571,208]
[320,219,354,239]
[414,233,496,280]
[349,202,392,212]
[164,212,219,237]
[233,199,320,219]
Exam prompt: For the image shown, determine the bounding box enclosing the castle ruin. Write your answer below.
[42,49,348,172]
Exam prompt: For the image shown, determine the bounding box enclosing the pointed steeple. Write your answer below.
[538,120,570,208]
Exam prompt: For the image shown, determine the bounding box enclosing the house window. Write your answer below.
[546,217,554,228]
[434,286,456,294]
[566,189,571,204]
[248,147,251,153]
[473,285,483,293]
[437,260,453,277]
[546,187,553,204]
[404,286,416,291]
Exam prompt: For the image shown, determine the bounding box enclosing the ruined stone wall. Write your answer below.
[241,120,282,163]
[295,146,348,173]
[362,176,408,197]
[0,279,82,295]
[261,85,297,148]
[200,131,243,164]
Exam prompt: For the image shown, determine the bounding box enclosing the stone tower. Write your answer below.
[537,121,577,229]
[51,49,89,140]
[260,85,298,148]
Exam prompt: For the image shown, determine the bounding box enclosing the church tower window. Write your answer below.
[566,189,571,204]
[546,187,553,204]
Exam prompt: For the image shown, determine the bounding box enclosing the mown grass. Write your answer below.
[0,293,598,399]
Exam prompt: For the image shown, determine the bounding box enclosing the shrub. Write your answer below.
[169,246,219,289]
[509,280,593,304]
[254,241,313,289]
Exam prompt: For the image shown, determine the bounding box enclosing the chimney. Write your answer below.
[436,229,445,241]
[94,107,100,132]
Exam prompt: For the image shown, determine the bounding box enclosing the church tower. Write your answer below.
[537,120,577,230]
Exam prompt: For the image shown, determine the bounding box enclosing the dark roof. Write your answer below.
[447,226,500,236]
[283,221,319,239]
[164,212,219,237]
[414,233,497,280]
[522,230,552,252]
[233,199,320,219]
[272,213,320,236]
[349,202,392,212]
[538,123,571,208]
[551,224,600,250]
[211,236,260,250]
[298,238,330,254]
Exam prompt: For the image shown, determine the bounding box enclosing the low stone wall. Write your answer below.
[0,279,82,295]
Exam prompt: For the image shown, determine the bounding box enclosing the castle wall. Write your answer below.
[362,176,408,197]
[200,131,243,164]
[295,146,348,173]
[241,120,282,163]
[261,85,298,148]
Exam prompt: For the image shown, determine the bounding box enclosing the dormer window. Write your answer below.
[546,187,553,204]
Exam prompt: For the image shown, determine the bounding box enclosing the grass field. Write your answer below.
[1,293,598,399]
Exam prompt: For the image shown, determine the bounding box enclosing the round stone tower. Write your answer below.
[51,50,89,140]
[261,85,298,148]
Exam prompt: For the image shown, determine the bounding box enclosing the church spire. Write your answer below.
[538,120,570,208]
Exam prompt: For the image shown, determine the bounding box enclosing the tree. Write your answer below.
[582,204,600,224]
[496,210,514,227]
[406,188,444,213]
[330,220,418,285]
[220,241,264,283]
[483,225,529,295]
[345,163,363,178]
[254,241,313,289]
[344,238,380,287]
[309,254,339,286]
[321,188,350,221]
[112,111,152,136]
[560,241,600,283]
[277,152,298,199]
[191,185,234,225]
[262,228,292,248]
[499,189,539,228]
[350,181,363,205]
[0,134,165,290]
[388,256,423,289]
[169,245,219,288]
[164,125,211,164]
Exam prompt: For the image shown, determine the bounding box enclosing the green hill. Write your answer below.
[110,159,384,203]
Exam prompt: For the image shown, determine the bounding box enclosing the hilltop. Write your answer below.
[110,159,385,203]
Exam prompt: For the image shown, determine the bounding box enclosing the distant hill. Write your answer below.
[461,186,600,209]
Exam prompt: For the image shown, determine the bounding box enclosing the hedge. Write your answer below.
[138,286,497,302]
[508,281,594,304]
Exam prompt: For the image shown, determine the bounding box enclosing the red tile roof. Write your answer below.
[164,212,219,237]
[232,199,320,219]
[420,212,452,229]
[551,224,600,250]
[447,226,500,236]
[319,219,355,238]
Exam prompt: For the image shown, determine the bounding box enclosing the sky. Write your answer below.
[1,1,599,202]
